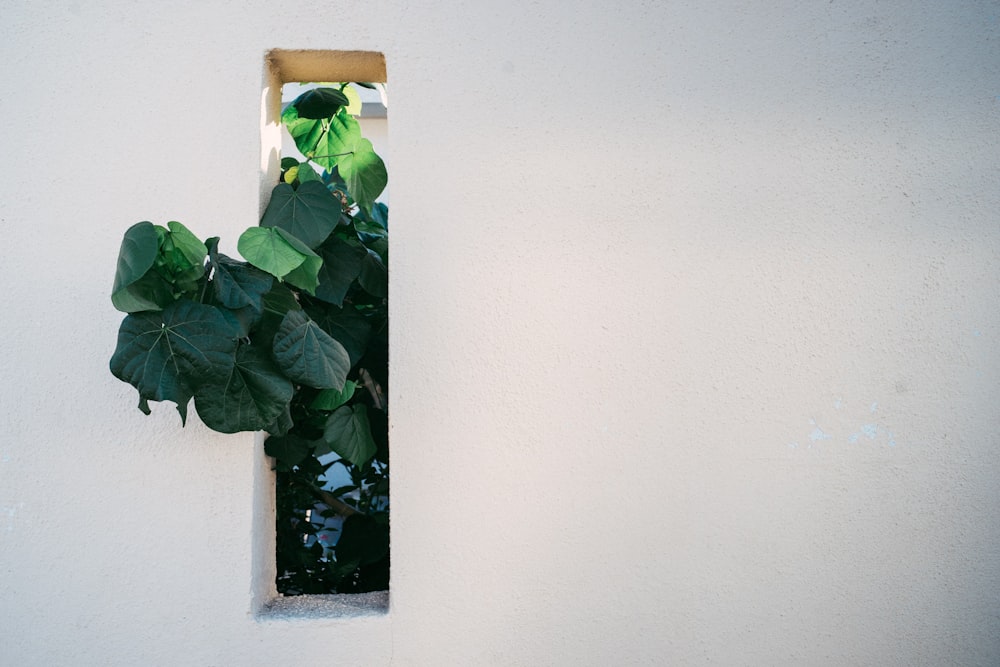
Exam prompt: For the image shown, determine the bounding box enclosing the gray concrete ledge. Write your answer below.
[258,591,389,620]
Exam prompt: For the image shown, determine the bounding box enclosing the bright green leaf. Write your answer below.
[283,108,386,210]
[342,84,363,116]
[338,139,387,213]
[282,248,323,295]
[310,381,357,411]
[238,226,318,281]
[164,221,207,271]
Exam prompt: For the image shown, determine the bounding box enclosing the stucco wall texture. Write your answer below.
[1,1,998,665]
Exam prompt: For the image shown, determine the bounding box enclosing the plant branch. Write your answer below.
[358,367,385,410]
[312,486,362,517]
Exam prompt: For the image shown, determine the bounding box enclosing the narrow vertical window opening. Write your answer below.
[254,50,389,615]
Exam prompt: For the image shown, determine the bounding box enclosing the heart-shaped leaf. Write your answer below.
[112,221,171,313]
[260,181,343,249]
[314,236,367,306]
[358,247,387,298]
[310,381,357,411]
[282,108,386,213]
[335,513,389,566]
[291,87,350,119]
[207,238,274,312]
[193,343,294,433]
[308,304,373,368]
[338,139,387,214]
[238,226,321,295]
[109,300,238,422]
[272,310,351,389]
[322,404,377,467]
[264,433,314,467]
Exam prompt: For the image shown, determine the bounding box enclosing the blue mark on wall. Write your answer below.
[791,398,899,450]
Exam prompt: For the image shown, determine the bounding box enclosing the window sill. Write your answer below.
[256,591,389,621]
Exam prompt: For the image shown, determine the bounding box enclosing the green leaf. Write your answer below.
[323,404,377,467]
[238,226,319,282]
[296,161,322,184]
[193,343,294,433]
[308,304,373,367]
[265,402,294,436]
[282,108,386,211]
[109,300,238,423]
[163,221,207,274]
[112,221,170,312]
[358,248,387,298]
[261,282,301,316]
[291,87,350,119]
[207,239,274,312]
[310,381,357,411]
[282,251,323,295]
[314,236,367,306]
[264,434,313,466]
[260,181,343,249]
[338,139,387,214]
[272,310,351,389]
[341,84,363,116]
[335,513,389,567]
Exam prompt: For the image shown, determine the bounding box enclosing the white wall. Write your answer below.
[1,2,998,665]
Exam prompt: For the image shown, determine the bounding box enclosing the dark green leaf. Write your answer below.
[296,162,322,184]
[260,181,343,249]
[193,343,294,433]
[265,402,294,436]
[272,310,351,389]
[261,282,301,316]
[336,513,389,566]
[112,221,170,312]
[323,404,376,467]
[265,434,313,466]
[292,87,350,119]
[208,240,274,312]
[308,304,373,367]
[109,301,238,421]
[314,236,367,306]
[216,304,257,339]
[358,248,387,298]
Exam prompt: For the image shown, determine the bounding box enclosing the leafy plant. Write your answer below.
[109,83,389,594]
